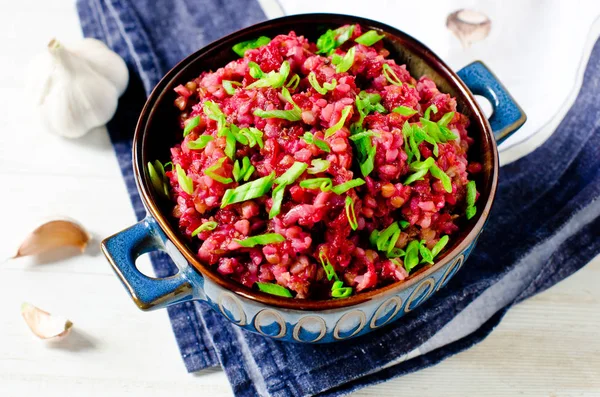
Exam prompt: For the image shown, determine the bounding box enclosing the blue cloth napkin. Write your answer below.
[77,1,600,395]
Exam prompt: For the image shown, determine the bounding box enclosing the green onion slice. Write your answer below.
[307,159,330,174]
[256,282,293,297]
[325,105,352,138]
[402,122,414,163]
[369,230,380,246]
[437,111,455,126]
[430,165,452,193]
[221,172,275,208]
[232,156,254,182]
[191,221,218,237]
[376,222,400,252]
[424,104,438,120]
[345,196,358,230]
[302,132,331,152]
[419,241,434,264]
[222,80,241,95]
[439,125,459,140]
[183,116,200,137]
[275,162,308,185]
[382,63,403,86]
[286,74,300,90]
[316,25,355,55]
[148,160,169,198]
[247,60,290,89]
[466,180,477,207]
[319,250,339,281]
[332,46,355,73]
[393,106,418,117]
[355,30,385,46]
[409,157,435,171]
[187,135,213,150]
[269,184,285,219]
[399,220,410,229]
[308,72,337,95]
[224,131,236,160]
[235,233,285,247]
[431,235,449,258]
[466,206,477,220]
[254,87,302,121]
[300,177,333,191]
[176,164,194,195]
[413,125,439,157]
[248,61,264,78]
[349,130,380,141]
[404,168,429,185]
[404,240,420,273]
[331,286,353,298]
[204,157,233,185]
[232,36,271,57]
[331,178,365,195]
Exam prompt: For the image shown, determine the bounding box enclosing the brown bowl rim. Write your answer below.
[132,13,499,311]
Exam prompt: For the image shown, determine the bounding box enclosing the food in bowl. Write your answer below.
[147,24,480,300]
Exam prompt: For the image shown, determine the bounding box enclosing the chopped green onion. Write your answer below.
[176,164,194,195]
[234,127,264,149]
[331,287,353,298]
[404,168,429,185]
[187,135,214,150]
[247,61,264,78]
[349,130,380,141]
[331,178,365,195]
[204,157,233,185]
[183,116,200,137]
[302,132,330,152]
[439,125,459,140]
[316,25,355,55]
[382,63,403,86]
[254,108,301,121]
[232,36,271,57]
[409,157,435,171]
[332,46,355,73]
[229,124,249,145]
[256,282,293,297]
[345,196,358,230]
[413,125,439,157]
[466,206,477,220]
[247,61,290,89]
[430,165,452,193]
[393,106,418,117]
[420,118,445,143]
[402,122,414,163]
[269,184,285,219]
[221,172,275,208]
[404,240,420,272]
[355,30,385,46]
[369,229,380,246]
[358,91,386,112]
[148,160,169,198]
[431,235,449,258]
[388,248,406,259]
[203,100,225,121]
[465,180,477,219]
[409,131,421,162]
[222,80,241,95]
[325,105,353,138]
[224,131,236,160]
[232,156,254,182]
[437,111,455,127]
[390,258,404,268]
[376,222,400,252]
[419,241,434,264]
[275,162,308,185]
[235,233,285,247]
[424,104,438,120]
[355,134,376,177]
[332,280,344,290]
[308,72,337,95]
[466,180,477,207]
[191,221,218,237]
[286,74,300,90]
[307,159,330,174]
[319,250,339,281]
[300,177,333,191]
[399,220,410,229]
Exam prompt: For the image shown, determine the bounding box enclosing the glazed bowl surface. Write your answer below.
[102,13,525,343]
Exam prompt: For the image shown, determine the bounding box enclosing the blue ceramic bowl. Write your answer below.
[102,14,525,343]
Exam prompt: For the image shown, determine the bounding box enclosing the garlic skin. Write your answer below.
[28,38,129,138]
[21,302,73,341]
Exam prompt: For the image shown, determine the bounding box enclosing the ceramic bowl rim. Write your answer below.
[132,13,499,311]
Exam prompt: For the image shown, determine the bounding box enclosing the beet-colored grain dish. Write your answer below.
[147,24,480,300]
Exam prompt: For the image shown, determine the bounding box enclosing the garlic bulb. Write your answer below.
[28,38,129,138]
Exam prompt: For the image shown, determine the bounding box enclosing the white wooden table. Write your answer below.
[0,1,598,396]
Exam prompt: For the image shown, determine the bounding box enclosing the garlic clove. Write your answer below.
[447,9,492,48]
[14,219,91,258]
[71,38,129,95]
[21,302,73,340]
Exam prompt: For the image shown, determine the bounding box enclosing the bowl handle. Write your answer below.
[457,61,526,144]
[101,217,196,311]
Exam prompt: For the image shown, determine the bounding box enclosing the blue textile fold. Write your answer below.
[76,1,600,396]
